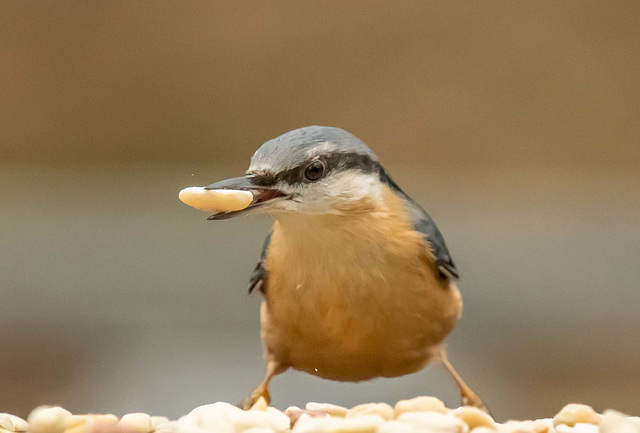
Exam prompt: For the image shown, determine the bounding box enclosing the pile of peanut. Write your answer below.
[2,398,638,433]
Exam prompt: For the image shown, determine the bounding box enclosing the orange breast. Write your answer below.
[260,187,462,381]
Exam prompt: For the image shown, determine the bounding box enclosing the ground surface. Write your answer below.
[3,398,638,433]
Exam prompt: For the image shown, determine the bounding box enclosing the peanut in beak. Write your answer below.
[178,187,254,213]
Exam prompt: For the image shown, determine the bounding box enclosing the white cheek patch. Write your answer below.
[323,171,382,201]
[273,171,385,214]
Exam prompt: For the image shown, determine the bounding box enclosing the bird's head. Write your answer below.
[202,126,385,220]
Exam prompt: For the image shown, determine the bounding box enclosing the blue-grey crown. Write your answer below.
[250,126,378,172]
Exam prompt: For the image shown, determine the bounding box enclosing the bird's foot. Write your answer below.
[462,393,491,415]
[238,385,271,410]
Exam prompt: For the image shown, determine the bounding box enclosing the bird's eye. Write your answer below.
[304,160,325,182]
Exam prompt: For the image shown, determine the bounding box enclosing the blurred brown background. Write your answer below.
[1,0,639,422]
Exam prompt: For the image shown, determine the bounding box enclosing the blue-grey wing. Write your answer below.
[380,168,459,280]
[248,230,271,294]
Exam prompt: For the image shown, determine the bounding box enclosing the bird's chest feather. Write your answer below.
[266,208,428,316]
[260,196,461,378]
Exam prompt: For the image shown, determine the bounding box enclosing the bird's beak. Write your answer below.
[203,175,287,220]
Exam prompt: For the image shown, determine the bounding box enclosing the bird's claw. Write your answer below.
[238,386,271,410]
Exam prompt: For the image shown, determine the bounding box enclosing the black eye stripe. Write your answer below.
[250,151,378,187]
[250,172,277,187]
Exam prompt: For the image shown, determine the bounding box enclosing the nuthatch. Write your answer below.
[183,126,486,411]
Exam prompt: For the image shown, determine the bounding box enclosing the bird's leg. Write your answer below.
[438,347,489,413]
[240,360,287,410]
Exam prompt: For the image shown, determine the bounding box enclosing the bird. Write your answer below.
[200,126,486,411]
